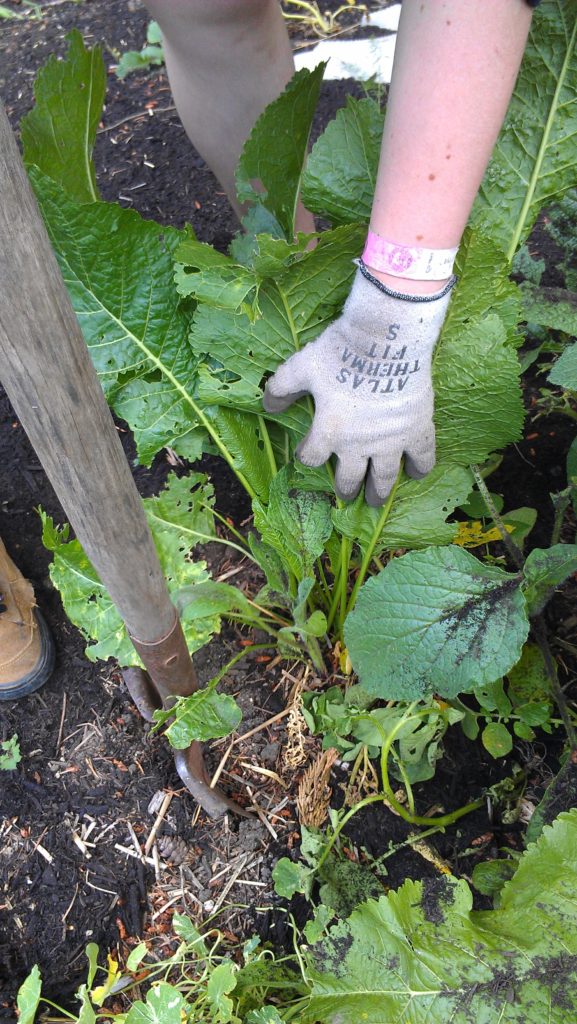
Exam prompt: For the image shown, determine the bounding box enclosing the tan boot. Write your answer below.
[0,537,54,700]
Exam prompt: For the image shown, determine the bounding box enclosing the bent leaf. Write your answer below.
[21,30,105,203]
[30,173,205,466]
[154,681,242,747]
[303,810,577,1023]
[253,468,333,581]
[174,239,260,317]
[442,230,521,345]
[189,223,365,435]
[344,546,528,700]
[301,96,382,225]
[236,64,325,239]
[435,314,524,465]
[206,407,274,503]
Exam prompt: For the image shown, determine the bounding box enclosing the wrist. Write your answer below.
[355,259,456,304]
[368,267,451,295]
[362,229,458,291]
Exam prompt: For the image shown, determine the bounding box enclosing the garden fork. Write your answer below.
[0,101,245,819]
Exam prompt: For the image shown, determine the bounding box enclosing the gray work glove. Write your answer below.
[263,264,455,506]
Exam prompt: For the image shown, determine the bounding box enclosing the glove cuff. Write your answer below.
[356,258,456,303]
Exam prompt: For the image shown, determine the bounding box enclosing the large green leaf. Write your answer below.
[21,30,105,203]
[301,96,382,225]
[41,473,221,666]
[472,0,577,258]
[332,465,473,553]
[344,546,528,700]
[189,223,365,437]
[236,65,325,239]
[253,468,333,582]
[442,230,521,345]
[303,810,577,1023]
[30,173,205,466]
[433,233,524,466]
[435,315,524,465]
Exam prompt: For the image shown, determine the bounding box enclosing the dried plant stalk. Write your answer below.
[297,748,339,828]
[283,679,308,771]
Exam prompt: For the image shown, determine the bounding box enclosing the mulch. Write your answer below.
[0,0,576,1014]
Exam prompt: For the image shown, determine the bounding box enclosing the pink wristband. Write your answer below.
[362,230,458,281]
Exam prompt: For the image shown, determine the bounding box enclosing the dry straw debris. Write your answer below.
[297,747,339,828]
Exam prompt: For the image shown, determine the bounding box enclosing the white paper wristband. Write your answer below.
[362,230,458,281]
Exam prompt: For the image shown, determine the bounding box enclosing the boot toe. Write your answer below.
[0,609,55,701]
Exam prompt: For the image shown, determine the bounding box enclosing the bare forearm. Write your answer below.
[370,0,533,291]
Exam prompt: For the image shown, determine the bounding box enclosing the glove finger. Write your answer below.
[263,382,308,414]
[334,454,368,503]
[263,349,313,414]
[365,454,402,507]
[404,434,436,480]
[295,420,334,468]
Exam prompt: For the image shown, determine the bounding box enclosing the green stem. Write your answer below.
[316,700,488,873]
[35,1001,76,1022]
[345,465,404,617]
[338,536,352,639]
[134,334,256,495]
[208,504,251,549]
[359,708,483,828]
[316,557,331,606]
[202,643,276,690]
[550,487,573,546]
[326,560,344,632]
[245,598,292,626]
[146,510,255,565]
[225,613,278,638]
[470,465,525,568]
[258,413,278,479]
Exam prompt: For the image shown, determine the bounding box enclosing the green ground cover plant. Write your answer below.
[17,810,577,1022]
[114,19,164,79]
[23,4,577,772]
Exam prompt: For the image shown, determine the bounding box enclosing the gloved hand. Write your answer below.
[263,263,455,506]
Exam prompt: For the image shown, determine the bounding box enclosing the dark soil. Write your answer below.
[0,0,576,1015]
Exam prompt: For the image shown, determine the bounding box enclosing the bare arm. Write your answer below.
[369,0,534,293]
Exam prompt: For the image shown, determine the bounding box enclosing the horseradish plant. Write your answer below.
[16,810,577,1023]
[24,2,577,749]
